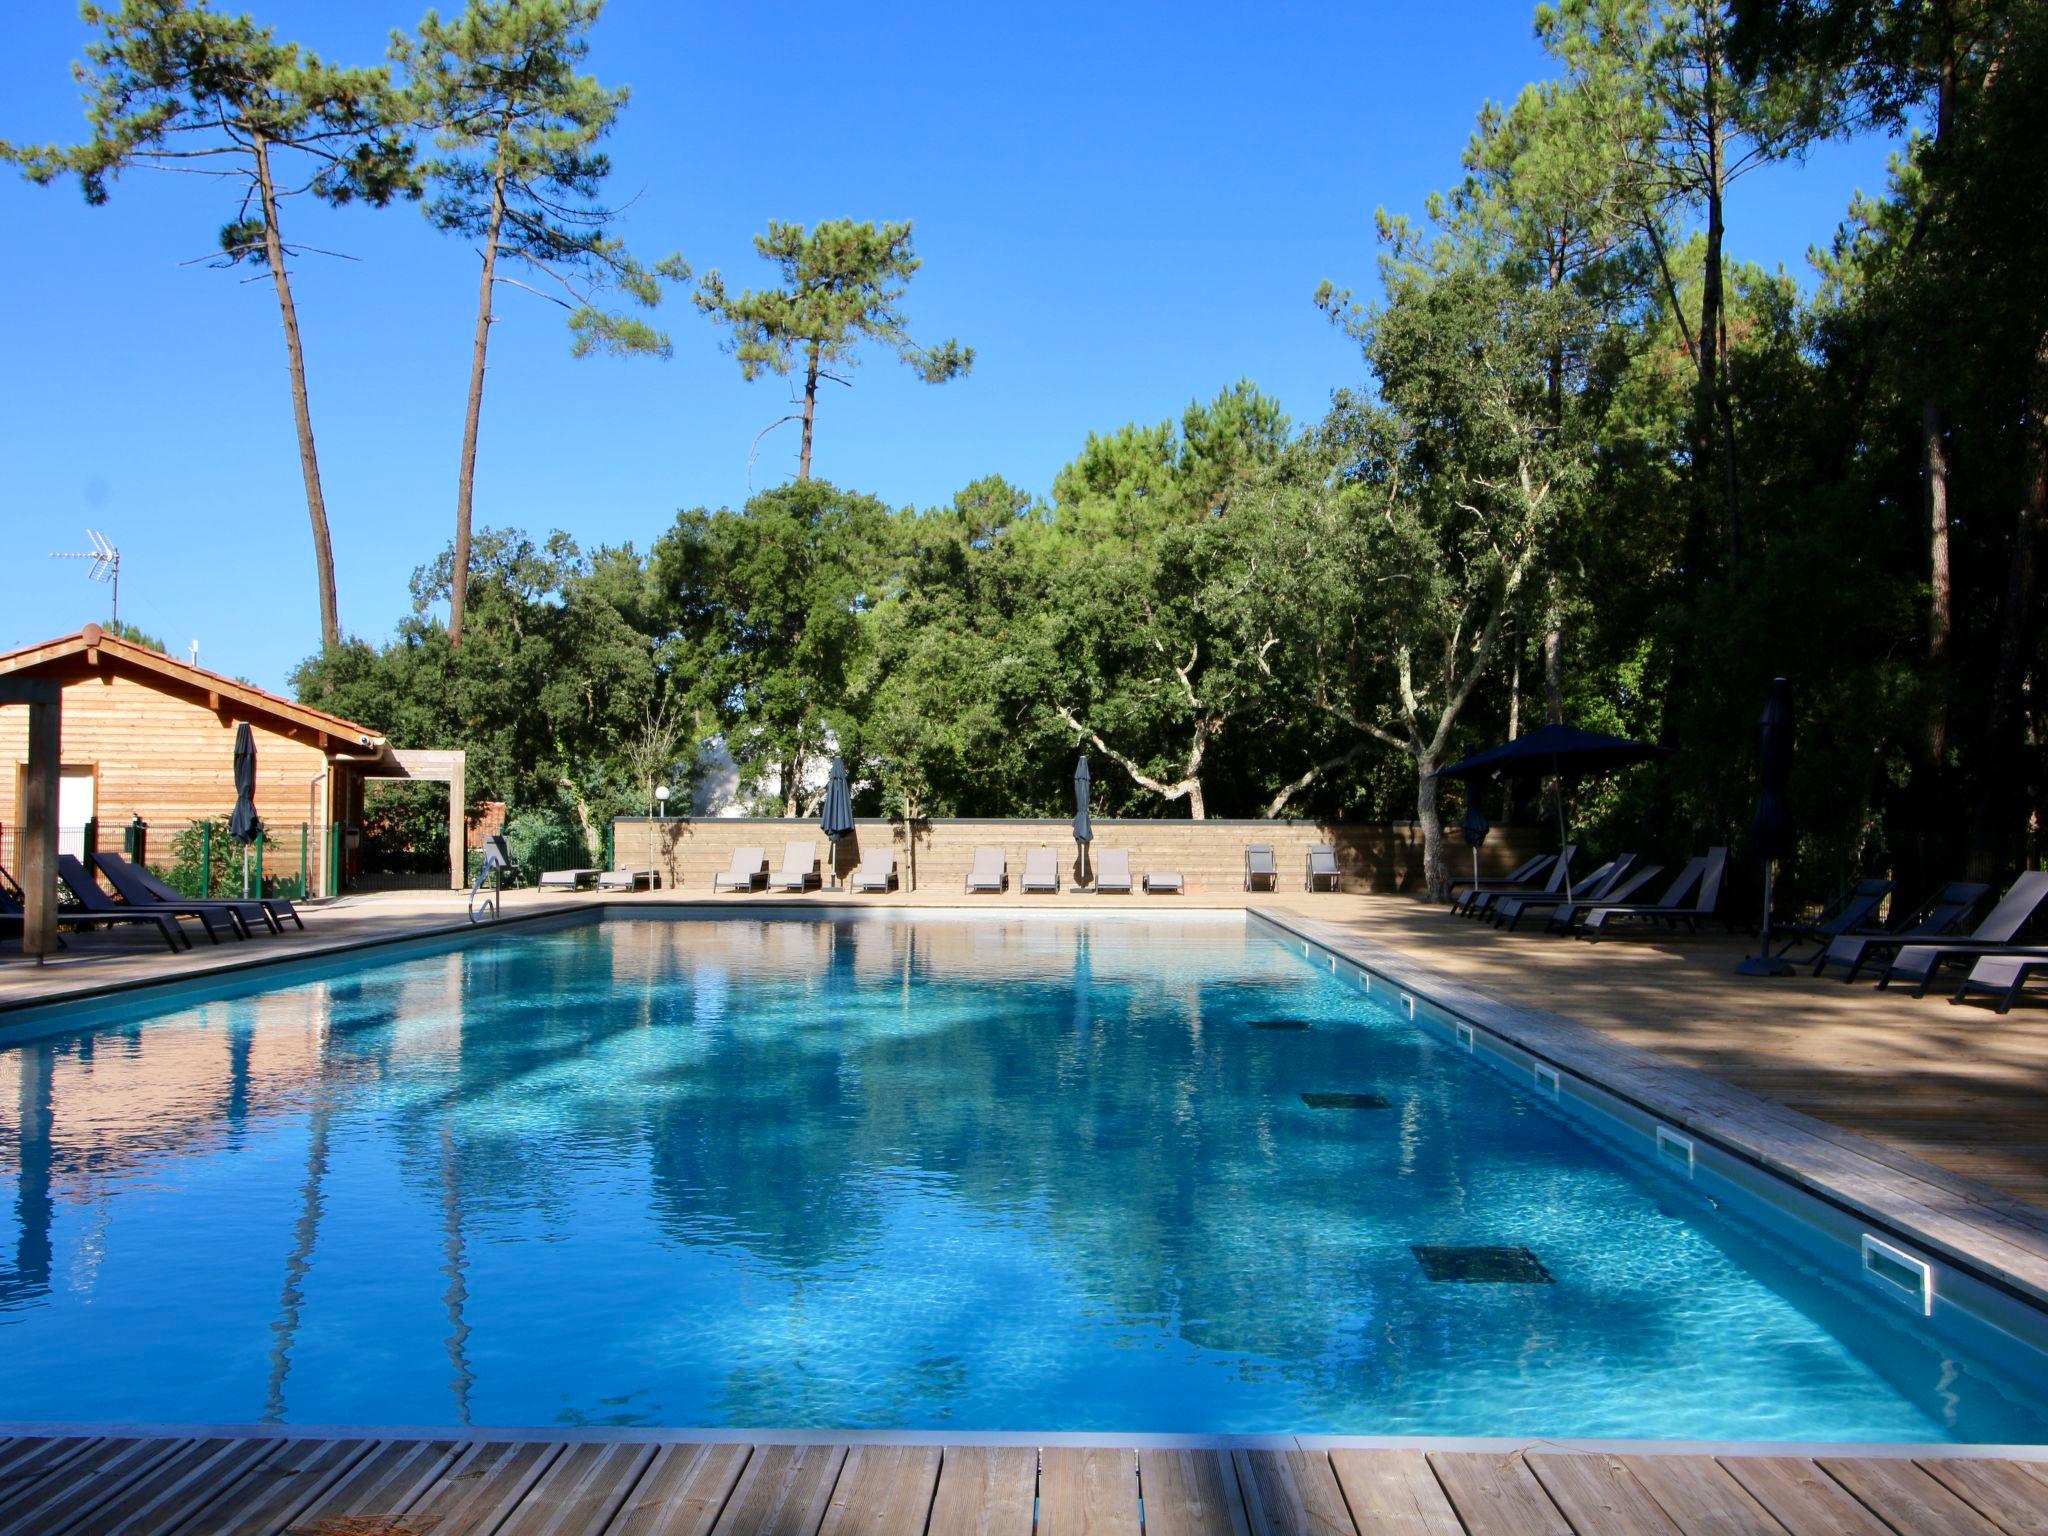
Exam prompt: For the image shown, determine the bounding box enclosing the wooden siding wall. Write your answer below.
[0,670,335,890]
[612,817,1543,894]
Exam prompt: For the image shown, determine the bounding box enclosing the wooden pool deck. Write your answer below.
[7,1431,2048,1535]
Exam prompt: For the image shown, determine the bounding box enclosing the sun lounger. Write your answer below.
[1021,847,1060,893]
[1771,877,1892,964]
[966,847,1007,893]
[597,868,657,892]
[1575,848,1729,939]
[712,847,770,893]
[1460,845,1577,918]
[1874,871,2048,995]
[850,854,897,892]
[57,854,237,944]
[1542,862,1664,934]
[773,842,821,892]
[1095,850,1133,894]
[1950,949,2048,1013]
[0,875,188,953]
[1493,854,1635,931]
[1144,867,1185,894]
[539,868,600,892]
[1305,844,1341,892]
[94,850,293,934]
[1448,851,1554,899]
[1815,881,1989,980]
[1245,845,1279,892]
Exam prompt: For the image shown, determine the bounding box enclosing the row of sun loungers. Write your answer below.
[1453,846,1733,939]
[557,840,1345,897]
[0,852,307,954]
[1449,847,2048,1010]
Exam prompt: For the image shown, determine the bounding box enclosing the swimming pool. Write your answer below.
[3,911,2046,1440]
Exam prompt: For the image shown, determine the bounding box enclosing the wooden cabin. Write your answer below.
[0,625,466,899]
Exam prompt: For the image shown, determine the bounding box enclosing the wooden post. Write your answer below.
[3,682,62,959]
[447,757,466,890]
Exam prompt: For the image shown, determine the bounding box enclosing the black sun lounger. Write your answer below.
[1574,848,1729,940]
[1460,846,1577,919]
[96,850,301,933]
[1815,881,1989,980]
[1771,877,1891,965]
[58,854,236,944]
[1949,949,2048,1013]
[1542,863,1665,935]
[1491,854,1635,931]
[0,875,188,953]
[1874,871,2048,996]
[1448,851,1552,900]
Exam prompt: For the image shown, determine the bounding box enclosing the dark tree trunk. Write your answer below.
[253,133,339,649]
[1967,336,2048,879]
[799,347,819,481]
[450,172,507,648]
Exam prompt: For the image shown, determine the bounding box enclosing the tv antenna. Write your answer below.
[51,528,121,624]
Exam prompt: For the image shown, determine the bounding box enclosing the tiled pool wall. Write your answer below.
[1242,910,2048,1378]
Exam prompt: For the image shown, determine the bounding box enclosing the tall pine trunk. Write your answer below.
[450,172,507,647]
[253,133,340,649]
[1967,336,2048,878]
[798,348,819,481]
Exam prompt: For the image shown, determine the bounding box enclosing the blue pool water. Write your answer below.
[3,913,2046,1440]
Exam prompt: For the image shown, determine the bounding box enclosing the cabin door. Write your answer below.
[57,769,95,861]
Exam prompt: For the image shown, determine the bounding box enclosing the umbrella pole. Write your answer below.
[1736,859,1794,976]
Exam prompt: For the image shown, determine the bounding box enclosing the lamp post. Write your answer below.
[655,784,670,821]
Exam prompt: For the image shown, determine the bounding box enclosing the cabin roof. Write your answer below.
[0,624,387,754]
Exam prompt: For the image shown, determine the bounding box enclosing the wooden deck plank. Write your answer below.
[1617,1455,1789,1536]
[1818,1457,2005,1535]
[63,1434,282,1536]
[407,1441,567,1536]
[498,1441,660,1536]
[1139,1449,1252,1536]
[1916,1460,2048,1536]
[707,1443,847,1536]
[278,1438,466,1536]
[1038,1447,1141,1536]
[1327,1449,1460,1535]
[1427,1451,1573,1536]
[1528,1452,1684,1536]
[162,1436,372,1536]
[925,1446,1037,1536]
[1717,1459,1897,1536]
[1233,1449,1355,1536]
[0,1437,101,1511]
[816,1444,942,1536]
[0,1437,191,1536]
[606,1443,752,1536]
[0,1436,96,1485]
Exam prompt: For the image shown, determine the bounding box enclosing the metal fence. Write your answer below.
[0,818,324,901]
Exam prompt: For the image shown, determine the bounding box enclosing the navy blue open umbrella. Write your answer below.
[820,755,854,888]
[1436,722,1670,849]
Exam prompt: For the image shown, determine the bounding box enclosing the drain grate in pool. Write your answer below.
[1301,1091,1391,1110]
[1411,1245,1555,1284]
[1250,1018,1313,1031]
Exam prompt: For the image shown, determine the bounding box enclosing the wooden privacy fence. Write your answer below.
[610,817,1543,894]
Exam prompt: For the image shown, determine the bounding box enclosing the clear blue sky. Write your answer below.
[0,0,1899,693]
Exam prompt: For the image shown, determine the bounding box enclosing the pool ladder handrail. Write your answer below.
[470,836,516,924]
